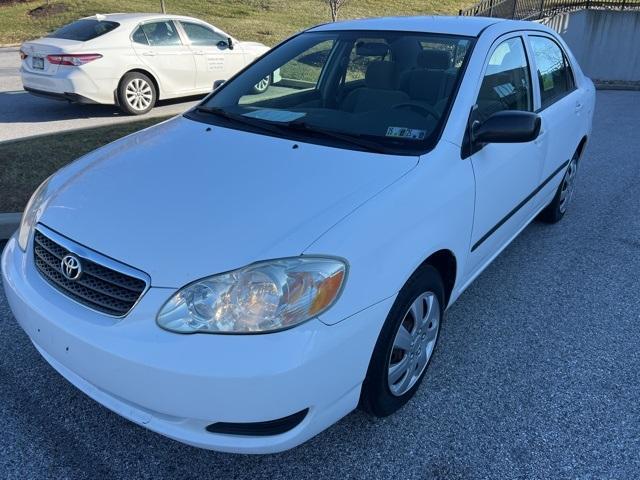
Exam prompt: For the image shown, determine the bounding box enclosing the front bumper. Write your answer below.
[1,235,392,453]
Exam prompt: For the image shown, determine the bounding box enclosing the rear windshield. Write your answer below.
[48,19,119,41]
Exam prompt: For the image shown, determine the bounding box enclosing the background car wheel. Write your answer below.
[118,72,156,115]
[251,75,271,94]
[360,265,444,417]
[538,155,579,224]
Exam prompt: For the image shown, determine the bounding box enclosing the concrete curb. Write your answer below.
[0,213,21,240]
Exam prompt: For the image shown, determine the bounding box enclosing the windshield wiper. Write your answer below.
[194,106,286,136]
[195,106,388,154]
[283,120,388,154]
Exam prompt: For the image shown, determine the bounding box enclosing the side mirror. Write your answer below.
[472,110,541,144]
[213,79,225,90]
[227,36,234,50]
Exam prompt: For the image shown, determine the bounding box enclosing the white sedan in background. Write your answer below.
[19,13,270,114]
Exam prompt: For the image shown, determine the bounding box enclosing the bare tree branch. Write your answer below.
[324,0,348,22]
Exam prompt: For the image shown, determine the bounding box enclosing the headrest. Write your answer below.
[417,50,451,70]
[355,41,390,57]
[499,50,524,70]
[365,61,396,90]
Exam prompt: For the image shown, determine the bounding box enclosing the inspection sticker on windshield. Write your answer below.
[243,109,306,122]
[386,127,426,140]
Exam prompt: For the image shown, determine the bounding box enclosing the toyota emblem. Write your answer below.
[61,254,82,281]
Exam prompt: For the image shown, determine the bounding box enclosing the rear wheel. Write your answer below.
[118,72,156,115]
[539,155,578,224]
[360,265,444,417]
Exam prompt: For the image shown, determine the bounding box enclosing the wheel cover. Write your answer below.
[254,76,270,92]
[125,78,153,111]
[387,291,440,397]
[559,158,578,213]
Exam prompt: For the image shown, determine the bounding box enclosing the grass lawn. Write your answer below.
[0,117,168,213]
[0,0,471,45]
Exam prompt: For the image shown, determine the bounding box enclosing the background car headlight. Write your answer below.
[157,257,346,334]
[17,176,52,251]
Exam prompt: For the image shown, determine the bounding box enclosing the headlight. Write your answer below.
[157,257,346,334]
[18,177,52,251]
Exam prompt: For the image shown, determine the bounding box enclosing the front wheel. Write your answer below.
[360,265,444,417]
[538,155,578,224]
[251,75,271,94]
[118,72,156,115]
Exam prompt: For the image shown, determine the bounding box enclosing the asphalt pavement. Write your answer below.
[0,47,200,143]
[0,90,639,479]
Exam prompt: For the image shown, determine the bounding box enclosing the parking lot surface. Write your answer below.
[1,90,639,479]
[0,47,200,143]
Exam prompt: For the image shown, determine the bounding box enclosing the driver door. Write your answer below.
[178,21,246,91]
[465,34,546,277]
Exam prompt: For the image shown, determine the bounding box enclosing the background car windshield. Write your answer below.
[48,19,119,41]
[202,31,473,152]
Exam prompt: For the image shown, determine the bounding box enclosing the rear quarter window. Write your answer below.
[48,19,119,41]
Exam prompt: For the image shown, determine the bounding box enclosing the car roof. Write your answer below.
[78,13,207,26]
[309,15,539,37]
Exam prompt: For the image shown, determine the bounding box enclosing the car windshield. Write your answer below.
[48,19,119,41]
[194,30,473,154]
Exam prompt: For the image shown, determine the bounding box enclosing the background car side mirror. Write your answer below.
[213,79,225,90]
[472,111,541,145]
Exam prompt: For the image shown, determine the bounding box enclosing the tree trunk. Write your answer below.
[160,0,166,13]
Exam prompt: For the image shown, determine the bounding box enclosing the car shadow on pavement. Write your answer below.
[0,90,206,122]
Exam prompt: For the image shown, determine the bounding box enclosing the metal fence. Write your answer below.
[459,0,640,20]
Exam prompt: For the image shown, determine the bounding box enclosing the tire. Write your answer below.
[251,75,271,94]
[538,154,579,224]
[118,72,156,115]
[360,265,444,417]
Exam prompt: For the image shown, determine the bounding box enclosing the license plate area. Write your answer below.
[32,56,44,70]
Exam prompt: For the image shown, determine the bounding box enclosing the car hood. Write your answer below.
[238,41,269,54]
[39,116,417,287]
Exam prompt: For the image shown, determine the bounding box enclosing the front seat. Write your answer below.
[340,61,409,113]
[401,50,452,107]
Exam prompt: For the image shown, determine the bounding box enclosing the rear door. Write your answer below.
[526,33,583,184]
[131,20,197,95]
[178,21,246,91]
[465,34,546,276]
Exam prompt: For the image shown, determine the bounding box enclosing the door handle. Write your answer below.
[142,51,156,56]
[575,101,583,113]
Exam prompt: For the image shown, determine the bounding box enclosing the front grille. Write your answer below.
[33,229,147,317]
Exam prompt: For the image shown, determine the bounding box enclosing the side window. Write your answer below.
[131,26,148,45]
[476,37,532,121]
[530,36,574,108]
[180,22,225,46]
[140,21,182,47]
[239,39,335,105]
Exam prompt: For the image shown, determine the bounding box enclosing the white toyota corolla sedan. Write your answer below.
[3,16,594,453]
[19,13,270,114]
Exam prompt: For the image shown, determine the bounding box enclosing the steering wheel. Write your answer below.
[392,102,440,120]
